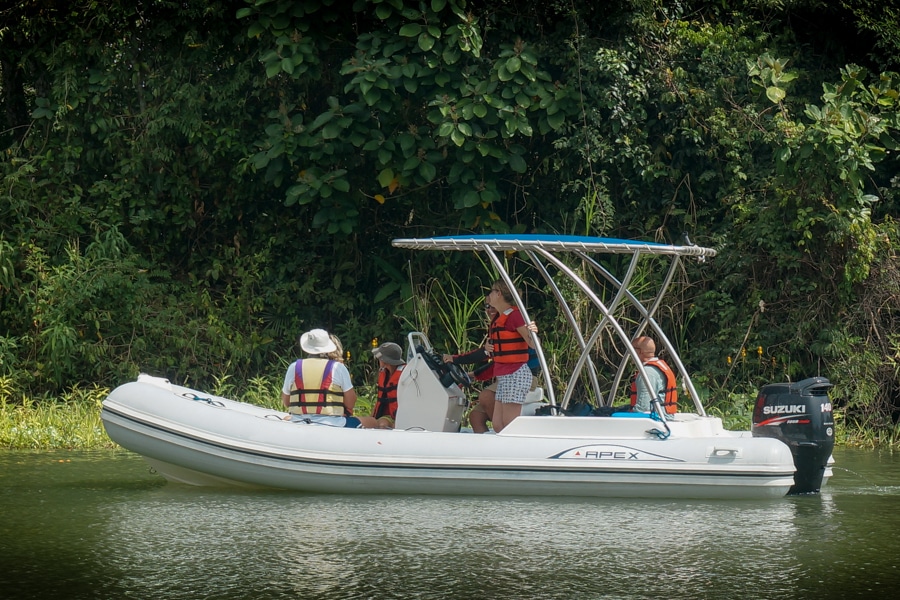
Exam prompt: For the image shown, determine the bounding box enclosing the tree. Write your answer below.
[1,0,899,439]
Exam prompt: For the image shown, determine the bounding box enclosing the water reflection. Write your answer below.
[97,486,812,599]
[2,448,900,599]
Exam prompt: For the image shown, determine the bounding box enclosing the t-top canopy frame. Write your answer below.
[392,234,717,417]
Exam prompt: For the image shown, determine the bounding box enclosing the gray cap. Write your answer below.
[372,342,404,365]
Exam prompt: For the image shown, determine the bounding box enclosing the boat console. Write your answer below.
[394,333,469,432]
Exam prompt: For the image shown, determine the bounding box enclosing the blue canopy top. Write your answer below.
[392,234,717,258]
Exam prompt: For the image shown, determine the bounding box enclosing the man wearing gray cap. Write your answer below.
[282,328,378,428]
[371,342,406,429]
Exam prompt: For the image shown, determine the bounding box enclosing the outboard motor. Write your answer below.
[752,377,835,494]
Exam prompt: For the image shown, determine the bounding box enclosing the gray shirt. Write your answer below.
[633,364,666,412]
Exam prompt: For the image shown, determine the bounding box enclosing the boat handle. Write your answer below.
[708,447,742,458]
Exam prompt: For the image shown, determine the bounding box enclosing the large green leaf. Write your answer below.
[766,86,786,103]
[377,168,395,187]
[418,33,435,52]
[399,24,422,37]
[419,161,437,182]
[547,110,565,130]
[507,153,527,173]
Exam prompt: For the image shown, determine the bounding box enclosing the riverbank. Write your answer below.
[0,385,114,449]
[0,381,893,449]
[0,379,381,450]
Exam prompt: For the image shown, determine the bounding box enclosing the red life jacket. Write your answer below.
[374,364,404,420]
[288,358,345,416]
[629,358,678,414]
[489,308,530,365]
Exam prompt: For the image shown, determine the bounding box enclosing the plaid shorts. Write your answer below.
[495,364,534,404]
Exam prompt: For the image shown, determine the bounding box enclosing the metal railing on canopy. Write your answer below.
[392,234,717,417]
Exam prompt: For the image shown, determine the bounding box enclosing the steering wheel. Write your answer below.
[415,345,472,388]
[445,361,472,388]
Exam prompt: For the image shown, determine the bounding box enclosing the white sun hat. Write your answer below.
[300,329,338,355]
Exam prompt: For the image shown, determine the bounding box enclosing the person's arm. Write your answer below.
[508,310,537,349]
[281,363,294,409]
[516,319,538,349]
[472,362,494,381]
[516,324,534,348]
[332,362,357,416]
[444,346,490,365]
[342,388,358,415]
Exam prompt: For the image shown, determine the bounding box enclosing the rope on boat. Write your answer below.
[647,399,672,440]
[647,426,670,440]
[181,392,225,407]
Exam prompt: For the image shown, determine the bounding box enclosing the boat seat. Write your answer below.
[611,411,652,418]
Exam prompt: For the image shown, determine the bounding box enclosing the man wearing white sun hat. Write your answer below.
[281,328,378,428]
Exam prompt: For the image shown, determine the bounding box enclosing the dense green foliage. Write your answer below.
[1,0,899,442]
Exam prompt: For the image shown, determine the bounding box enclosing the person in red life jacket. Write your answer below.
[371,341,406,429]
[281,328,378,428]
[629,335,678,415]
[485,279,538,432]
[443,298,499,433]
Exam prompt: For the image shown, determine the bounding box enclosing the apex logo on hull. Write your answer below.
[551,444,681,462]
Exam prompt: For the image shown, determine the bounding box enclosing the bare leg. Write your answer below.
[469,404,487,433]
[493,402,522,433]
[492,402,506,432]
[469,388,496,433]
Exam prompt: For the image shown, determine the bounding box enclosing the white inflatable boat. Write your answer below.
[102,235,835,499]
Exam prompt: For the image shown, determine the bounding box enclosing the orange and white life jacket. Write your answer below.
[489,308,529,365]
[374,364,405,420]
[630,358,678,414]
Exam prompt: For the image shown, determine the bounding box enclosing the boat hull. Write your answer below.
[102,379,797,499]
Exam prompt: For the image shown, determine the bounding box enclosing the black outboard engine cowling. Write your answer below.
[752,377,835,494]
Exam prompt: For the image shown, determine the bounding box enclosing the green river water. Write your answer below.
[1,447,898,599]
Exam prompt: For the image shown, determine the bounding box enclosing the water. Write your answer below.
[1,448,898,599]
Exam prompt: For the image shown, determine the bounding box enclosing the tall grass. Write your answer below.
[0,381,114,449]
[0,371,383,450]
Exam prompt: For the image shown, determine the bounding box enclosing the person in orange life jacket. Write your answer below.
[630,335,678,415]
[281,328,378,428]
[371,341,406,429]
[485,279,538,433]
[443,299,499,433]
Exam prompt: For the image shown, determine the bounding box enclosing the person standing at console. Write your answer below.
[485,280,537,432]
[443,296,499,433]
